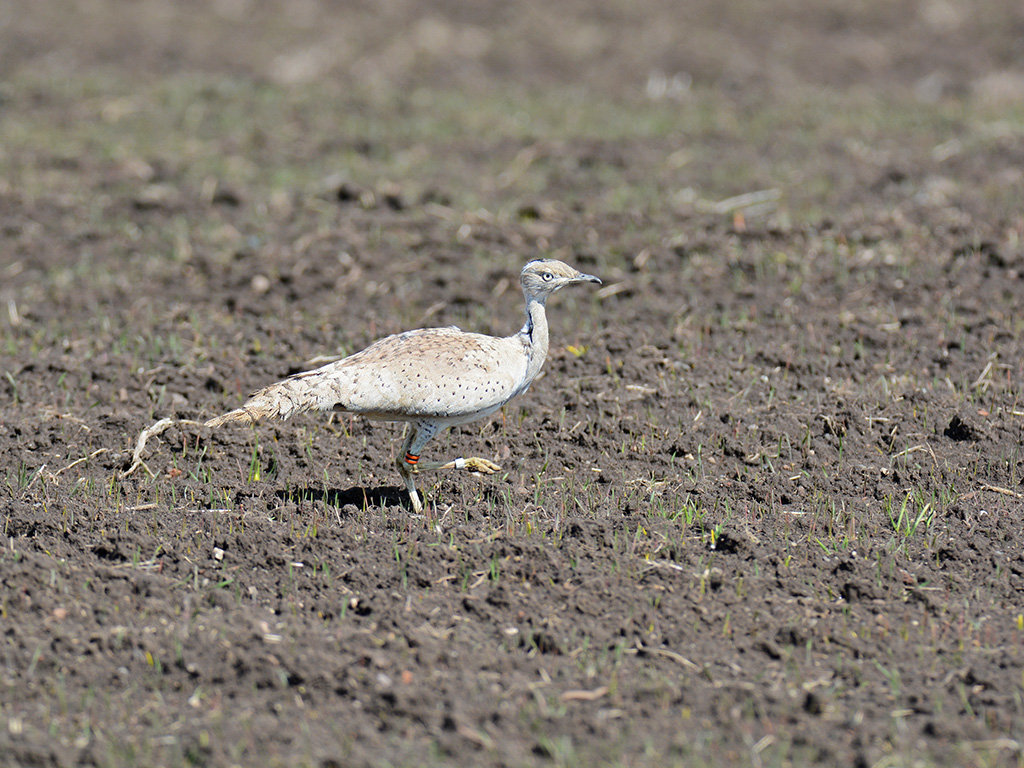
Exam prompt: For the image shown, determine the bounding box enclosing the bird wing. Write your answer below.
[288,327,532,421]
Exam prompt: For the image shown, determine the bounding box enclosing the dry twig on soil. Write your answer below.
[123,418,205,478]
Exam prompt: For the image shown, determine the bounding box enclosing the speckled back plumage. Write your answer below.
[222,326,534,425]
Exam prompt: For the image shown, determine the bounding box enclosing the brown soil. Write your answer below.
[2,2,1024,767]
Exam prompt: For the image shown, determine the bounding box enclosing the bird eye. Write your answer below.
[542,272,554,281]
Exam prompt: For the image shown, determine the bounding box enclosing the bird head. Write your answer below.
[520,259,602,303]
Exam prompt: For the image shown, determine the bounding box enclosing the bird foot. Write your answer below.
[407,489,423,515]
[461,457,501,475]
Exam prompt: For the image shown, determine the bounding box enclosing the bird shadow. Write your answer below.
[275,484,408,512]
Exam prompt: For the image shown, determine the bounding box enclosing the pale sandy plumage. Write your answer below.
[206,259,601,513]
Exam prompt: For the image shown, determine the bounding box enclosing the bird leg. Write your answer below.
[396,423,501,513]
[396,432,424,515]
[423,456,502,473]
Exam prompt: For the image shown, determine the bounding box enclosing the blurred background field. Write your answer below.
[2,2,1024,767]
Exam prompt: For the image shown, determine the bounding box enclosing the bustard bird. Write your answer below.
[205,259,601,513]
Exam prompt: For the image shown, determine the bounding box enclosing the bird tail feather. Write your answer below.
[205,371,328,428]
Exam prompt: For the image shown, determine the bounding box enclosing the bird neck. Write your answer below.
[520,294,550,378]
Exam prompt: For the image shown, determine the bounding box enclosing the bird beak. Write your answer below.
[575,272,602,285]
